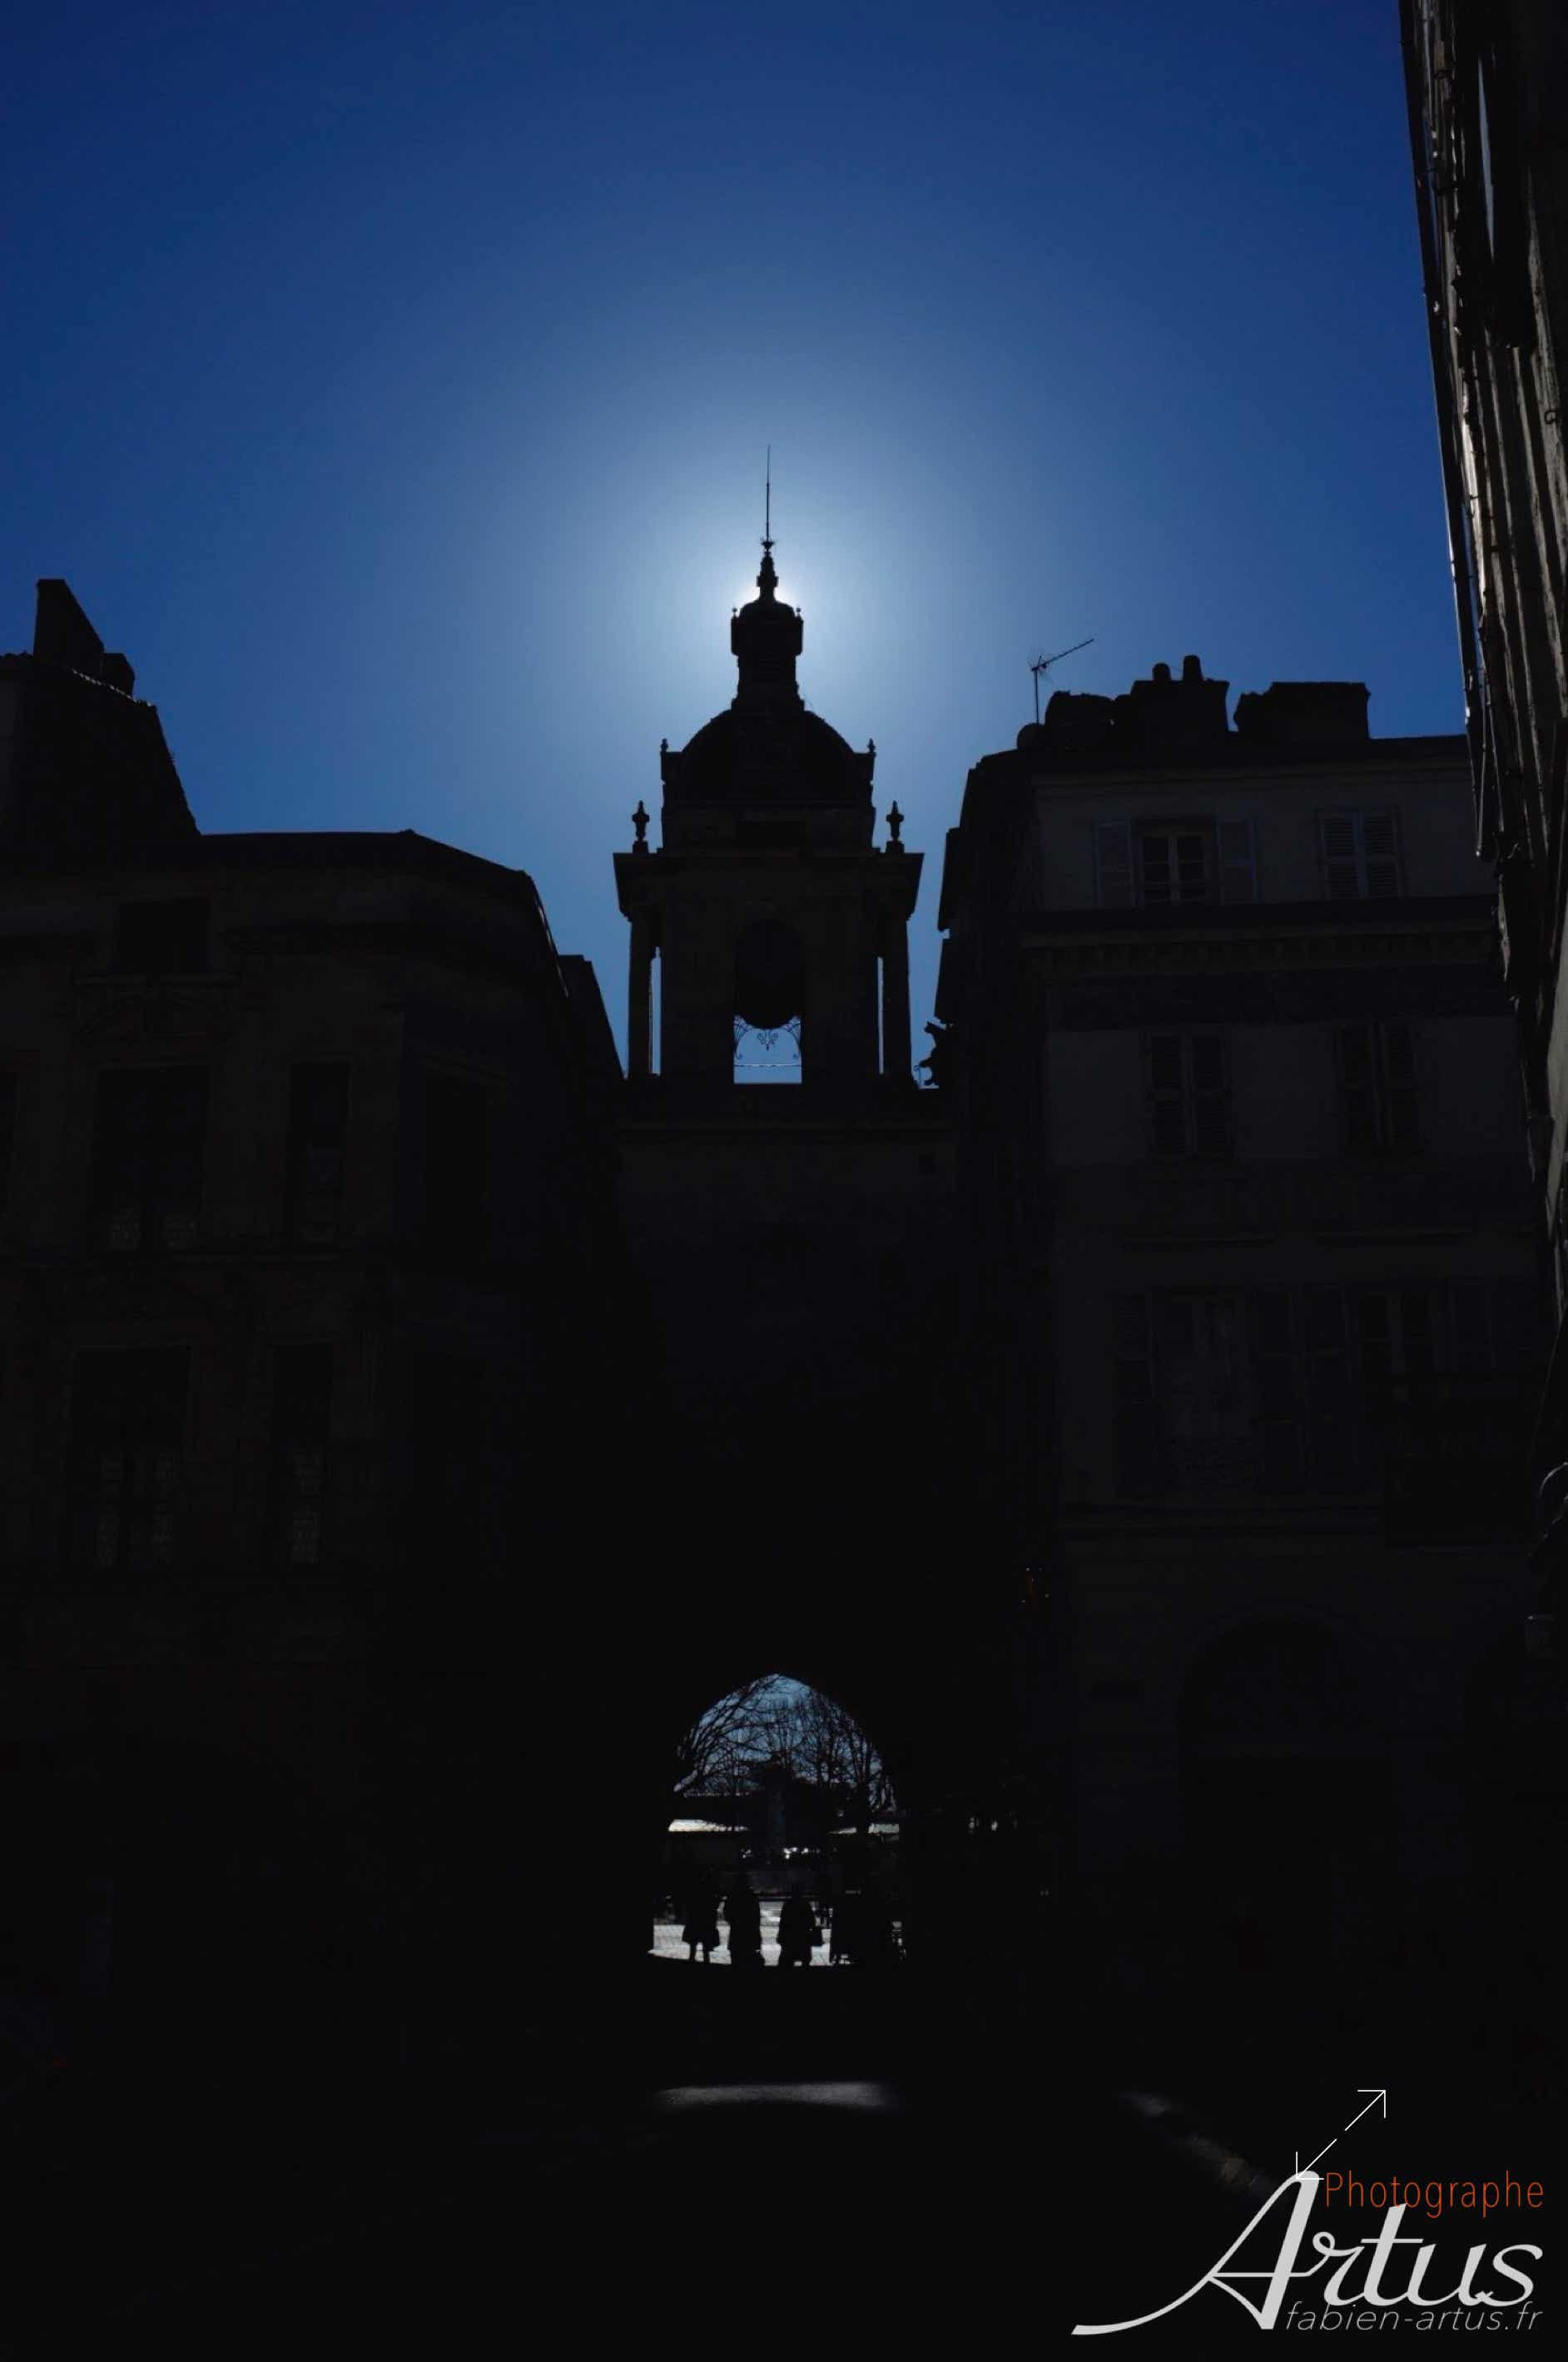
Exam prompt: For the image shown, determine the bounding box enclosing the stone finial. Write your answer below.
[886,801,905,851]
[632,799,650,853]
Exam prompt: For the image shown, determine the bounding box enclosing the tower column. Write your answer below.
[628,912,654,1079]
[881,920,912,1081]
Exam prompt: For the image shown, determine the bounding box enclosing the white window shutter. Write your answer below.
[1320,813,1360,900]
[1362,809,1402,898]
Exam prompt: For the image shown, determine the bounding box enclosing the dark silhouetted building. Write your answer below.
[0,582,624,2074]
[1402,4,1568,1595]
[937,656,1551,2077]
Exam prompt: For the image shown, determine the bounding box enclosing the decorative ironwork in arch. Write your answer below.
[733,1014,802,1070]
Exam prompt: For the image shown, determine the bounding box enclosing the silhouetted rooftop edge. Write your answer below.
[0,827,547,905]
[993,659,1461,774]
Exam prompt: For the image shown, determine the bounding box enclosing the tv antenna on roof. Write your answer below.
[1030,638,1094,727]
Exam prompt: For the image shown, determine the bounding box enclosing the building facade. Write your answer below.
[1402,2,1568,1575]
[937,657,1553,2085]
[0,582,627,2077]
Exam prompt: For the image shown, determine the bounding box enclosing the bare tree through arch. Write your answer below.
[671,1675,896,1842]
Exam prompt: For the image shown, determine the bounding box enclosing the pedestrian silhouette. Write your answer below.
[777,1889,819,1968]
[723,1876,763,1970]
[830,1889,862,1965]
[682,1870,721,1964]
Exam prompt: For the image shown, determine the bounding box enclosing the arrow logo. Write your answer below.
[1296,2088,1387,2176]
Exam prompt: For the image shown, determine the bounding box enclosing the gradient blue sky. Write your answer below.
[4,1,1456,1060]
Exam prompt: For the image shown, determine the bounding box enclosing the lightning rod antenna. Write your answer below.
[1030,636,1094,727]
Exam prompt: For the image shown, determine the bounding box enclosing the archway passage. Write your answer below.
[656,1676,901,1970]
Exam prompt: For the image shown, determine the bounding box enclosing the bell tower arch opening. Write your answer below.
[732,915,806,1084]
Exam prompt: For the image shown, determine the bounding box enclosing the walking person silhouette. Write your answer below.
[723,1875,763,1970]
[682,1869,721,1965]
[777,1889,820,1968]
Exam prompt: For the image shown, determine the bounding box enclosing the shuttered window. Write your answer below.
[1319,809,1402,900]
[285,1064,349,1246]
[90,1067,208,1249]
[1336,1022,1418,1154]
[1113,1283,1539,1501]
[268,1344,333,1568]
[65,1348,188,1571]
[1094,818,1258,907]
[1113,1290,1305,1494]
[1145,1032,1232,1159]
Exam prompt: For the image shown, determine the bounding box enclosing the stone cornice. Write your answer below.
[1020,898,1491,976]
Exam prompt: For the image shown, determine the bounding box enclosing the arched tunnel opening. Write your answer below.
[653,1674,905,1970]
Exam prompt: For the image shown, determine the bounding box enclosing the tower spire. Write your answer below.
[730,456,800,695]
[758,448,777,598]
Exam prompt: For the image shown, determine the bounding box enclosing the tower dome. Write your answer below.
[659,521,874,820]
[616,513,921,1089]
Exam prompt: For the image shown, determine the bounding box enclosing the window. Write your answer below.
[1336,1022,1418,1154]
[1351,1289,1437,1412]
[1448,1278,1549,1377]
[285,1064,349,1246]
[408,1351,508,1565]
[1145,1033,1231,1159]
[90,1067,208,1248]
[1318,810,1402,901]
[1151,1295,1252,1487]
[1094,818,1256,909]
[1114,1292,1259,1492]
[1303,1286,1441,1480]
[1216,821,1257,903]
[64,1347,187,1571]
[1115,1280,1542,1503]
[424,1071,490,1244]
[267,1344,333,1568]
[113,899,210,975]
[1139,827,1213,906]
